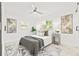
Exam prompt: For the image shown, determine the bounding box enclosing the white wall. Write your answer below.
[2,2,79,55]
[61,12,79,47]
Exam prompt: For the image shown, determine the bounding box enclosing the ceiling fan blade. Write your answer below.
[36,11,43,14]
[32,5,37,10]
[32,5,35,9]
[35,7,37,10]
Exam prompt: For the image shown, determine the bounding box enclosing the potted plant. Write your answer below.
[31,26,37,35]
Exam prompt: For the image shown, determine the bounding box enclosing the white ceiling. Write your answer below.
[3,2,77,27]
[4,2,76,15]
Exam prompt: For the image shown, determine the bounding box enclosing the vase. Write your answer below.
[44,31,48,36]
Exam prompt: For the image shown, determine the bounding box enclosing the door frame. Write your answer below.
[0,2,2,56]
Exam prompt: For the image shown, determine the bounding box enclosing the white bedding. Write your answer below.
[31,35,52,46]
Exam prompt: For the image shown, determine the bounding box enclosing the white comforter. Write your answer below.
[31,35,52,46]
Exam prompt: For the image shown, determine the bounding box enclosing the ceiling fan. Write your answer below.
[30,5,43,14]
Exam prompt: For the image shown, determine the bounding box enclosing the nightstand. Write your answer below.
[52,33,61,45]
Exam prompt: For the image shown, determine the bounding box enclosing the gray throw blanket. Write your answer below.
[19,36,44,56]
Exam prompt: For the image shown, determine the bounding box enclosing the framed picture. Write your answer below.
[61,14,73,34]
[7,18,17,33]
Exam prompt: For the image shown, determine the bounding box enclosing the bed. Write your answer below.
[19,35,52,56]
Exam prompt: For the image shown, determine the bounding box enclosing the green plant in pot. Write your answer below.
[31,26,37,35]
